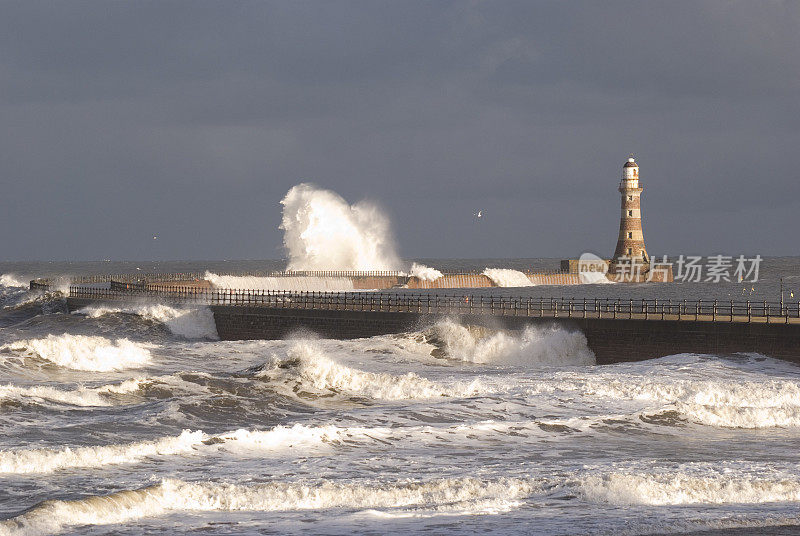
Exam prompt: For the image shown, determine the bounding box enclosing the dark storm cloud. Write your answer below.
[1,1,798,261]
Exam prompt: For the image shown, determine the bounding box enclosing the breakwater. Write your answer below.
[31,268,583,292]
[62,283,800,365]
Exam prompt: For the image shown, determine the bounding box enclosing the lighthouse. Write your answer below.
[612,155,649,265]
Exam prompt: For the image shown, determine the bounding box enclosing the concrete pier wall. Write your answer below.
[208,305,800,365]
[66,292,800,365]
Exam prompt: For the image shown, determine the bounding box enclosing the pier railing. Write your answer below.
[67,285,800,324]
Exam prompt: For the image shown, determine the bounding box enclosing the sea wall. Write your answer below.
[391,272,580,288]
[65,293,800,364]
[144,272,580,290]
[208,305,800,365]
[406,274,493,288]
[351,275,407,289]
[526,273,581,285]
[212,306,422,340]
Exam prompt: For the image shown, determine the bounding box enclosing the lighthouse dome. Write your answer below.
[623,158,638,168]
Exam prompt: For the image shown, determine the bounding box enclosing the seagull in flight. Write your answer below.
[474,210,483,219]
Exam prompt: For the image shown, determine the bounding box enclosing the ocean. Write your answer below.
[1,258,800,536]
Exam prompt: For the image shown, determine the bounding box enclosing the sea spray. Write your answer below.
[481,269,533,287]
[77,303,219,340]
[1,335,152,371]
[426,319,595,366]
[0,274,26,288]
[408,263,443,282]
[280,183,402,271]
[205,272,355,292]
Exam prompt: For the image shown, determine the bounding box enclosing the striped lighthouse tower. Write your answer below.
[613,155,649,265]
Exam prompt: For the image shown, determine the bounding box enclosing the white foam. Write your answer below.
[78,303,218,339]
[481,268,533,287]
[0,424,331,475]
[582,377,800,406]
[583,378,800,428]
[0,430,204,475]
[0,274,26,288]
[0,476,534,535]
[676,403,800,429]
[0,423,391,477]
[407,263,443,282]
[214,423,389,455]
[0,378,146,407]
[430,320,595,367]
[261,340,483,399]
[205,272,355,292]
[280,183,403,271]
[580,471,800,506]
[1,335,152,371]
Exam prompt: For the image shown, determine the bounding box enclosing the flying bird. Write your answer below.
[474,210,483,219]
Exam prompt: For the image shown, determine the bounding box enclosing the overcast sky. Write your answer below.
[1,1,798,261]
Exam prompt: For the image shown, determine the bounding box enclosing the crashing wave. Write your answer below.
[205,272,355,292]
[0,476,534,535]
[256,340,483,400]
[280,183,403,271]
[0,429,204,474]
[407,263,443,282]
[0,423,387,475]
[579,470,800,506]
[481,269,533,288]
[673,403,800,429]
[0,378,146,407]
[11,465,800,536]
[583,377,800,429]
[0,334,152,371]
[423,319,595,366]
[77,303,218,340]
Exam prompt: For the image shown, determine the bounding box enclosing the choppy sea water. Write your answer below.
[1,259,800,536]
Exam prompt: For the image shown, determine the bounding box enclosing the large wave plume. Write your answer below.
[424,320,595,367]
[280,183,403,271]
